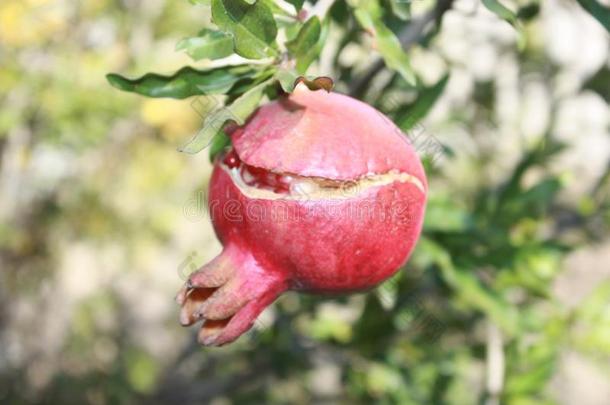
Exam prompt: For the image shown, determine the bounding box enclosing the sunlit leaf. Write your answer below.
[211,0,278,59]
[179,79,272,153]
[353,2,416,85]
[297,16,330,74]
[276,69,300,92]
[505,360,556,395]
[126,349,160,393]
[424,194,472,232]
[497,243,564,297]
[572,281,610,356]
[176,29,234,61]
[286,16,322,73]
[208,130,231,161]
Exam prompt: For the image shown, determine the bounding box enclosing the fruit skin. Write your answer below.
[231,85,427,182]
[177,86,427,347]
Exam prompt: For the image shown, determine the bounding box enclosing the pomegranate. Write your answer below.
[176,85,428,346]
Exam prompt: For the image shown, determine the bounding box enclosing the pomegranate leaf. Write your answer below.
[211,0,278,60]
[482,0,526,49]
[397,74,449,131]
[576,0,610,33]
[179,79,272,154]
[286,16,321,73]
[176,29,234,61]
[482,0,517,23]
[208,130,231,162]
[353,2,416,86]
[517,3,540,21]
[388,0,410,21]
[106,65,261,99]
[423,195,472,232]
[418,238,520,335]
[276,69,300,93]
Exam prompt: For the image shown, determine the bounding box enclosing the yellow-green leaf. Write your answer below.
[176,29,234,61]
[179,79,272,154]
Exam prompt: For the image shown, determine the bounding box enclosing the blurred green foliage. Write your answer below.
[1,0,610,404]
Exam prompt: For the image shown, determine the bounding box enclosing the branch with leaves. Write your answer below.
[108,0,332,160]
[106,0,577,161]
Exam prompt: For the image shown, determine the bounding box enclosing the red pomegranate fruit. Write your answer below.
[176,85,428,346]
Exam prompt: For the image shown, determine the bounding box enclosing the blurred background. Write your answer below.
[1,0,609,403]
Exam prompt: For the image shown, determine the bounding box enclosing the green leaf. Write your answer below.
[211,0,278,59]
[517,3,540,21]
[297,16,330,74]
[179,79,272,154]
[583,66,610,103]
[396,74,449,131]
[388,0,410,20]
[576,0,610,33]
[424,194,472,232]
[353,4,416,85]
[286,17,322,73]
[505,361,556,395]
[482,0,526,49]
[176,29,234,61]
[417,238,521,335]
[482,0,517,23]
[276,69,300,92]
[509,177,562,215]
[208,130,231,162]
[106,65,261,99]
[285,21,302,41]
[572,281,610,356]
[285,0,305,12]
[497,246,562,297]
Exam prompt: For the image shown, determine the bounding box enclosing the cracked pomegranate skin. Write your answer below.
[177,86,428,346]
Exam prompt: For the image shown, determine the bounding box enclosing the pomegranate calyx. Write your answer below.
[177,244,287,346]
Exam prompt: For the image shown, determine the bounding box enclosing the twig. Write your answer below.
[348,0,455,98]
[485,321,505,405]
